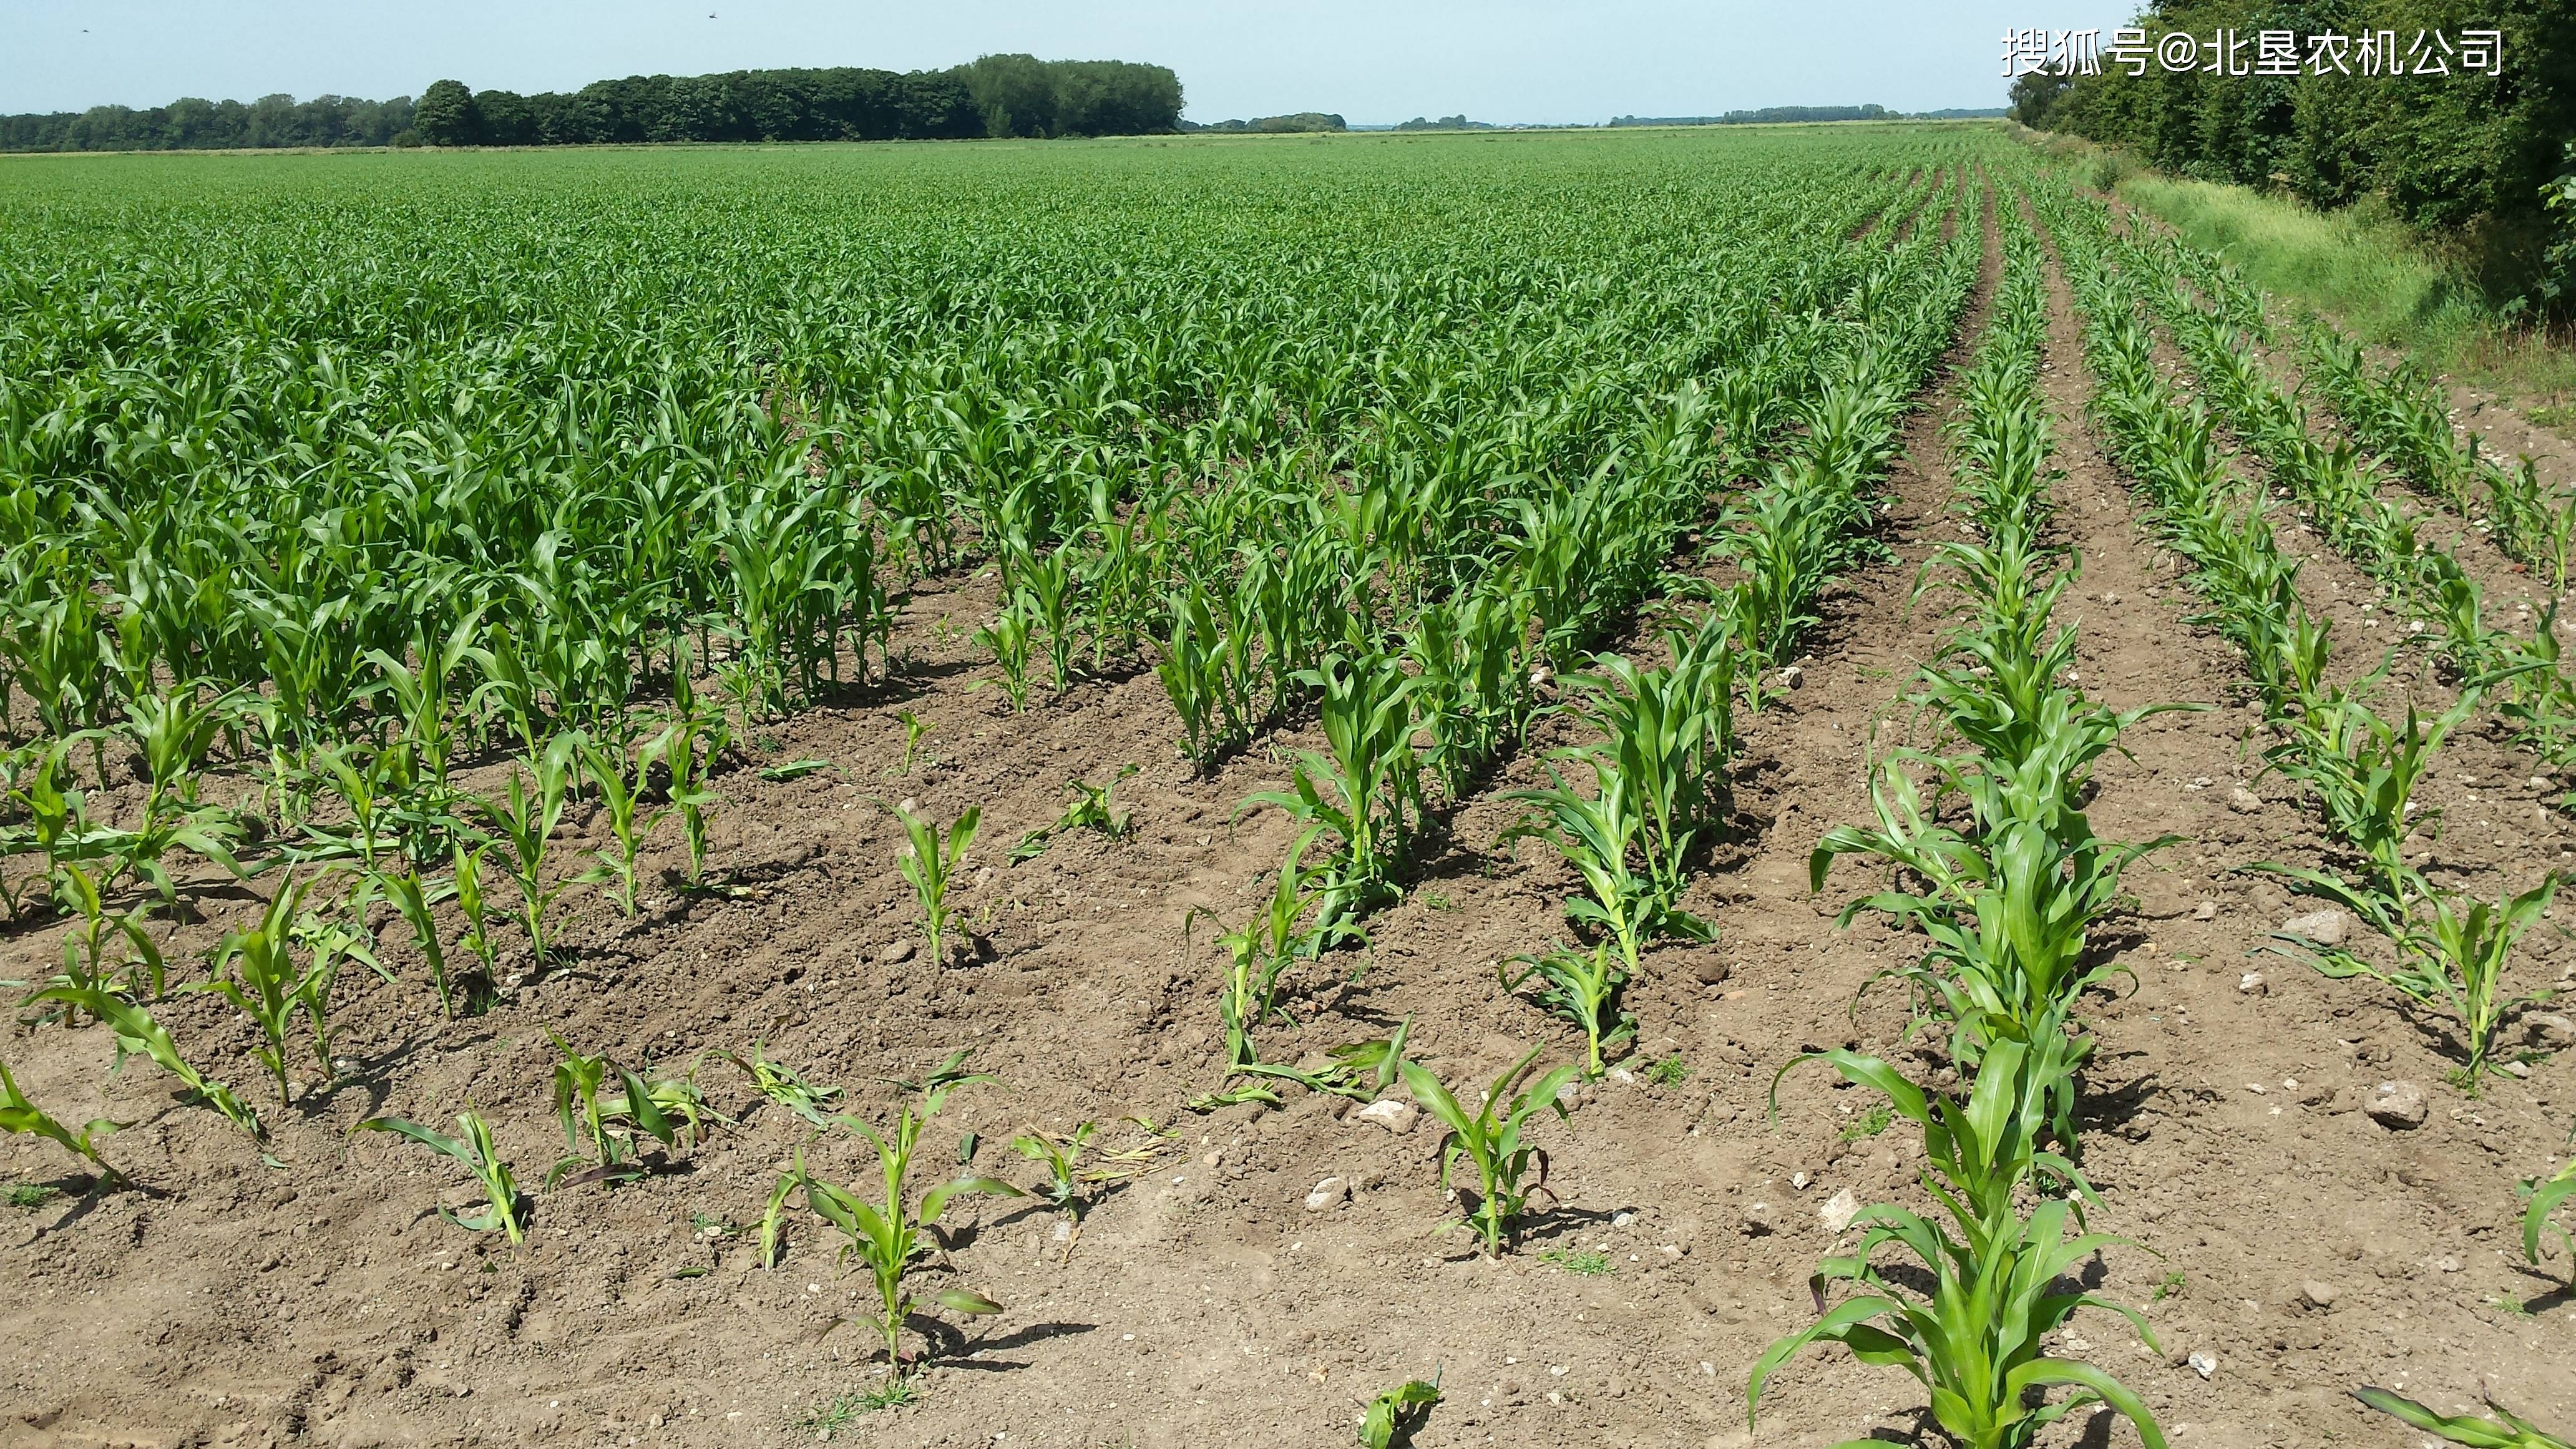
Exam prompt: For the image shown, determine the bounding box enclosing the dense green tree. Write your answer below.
[474,89,535,145]
[2037,0,2576,303]
[414,79,478,147]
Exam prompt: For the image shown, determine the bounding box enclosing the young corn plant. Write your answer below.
[450,839,502,987]
[1009,764,1139,861]
[2355,1387,2571,1449]
[29,988,261,1139]
[1010,1120,1158,1261]
[288,890,380,1075]
[2263,869,2560,1084]
[1242,651,1423,925]
[373,861,465,1016]
[2261,682,2479,907]
[1398,1045,1578,1259]
[195,877,329,1104]
[891,708,930,776]
[892,803,979,963]
[547,1032,717,1186]
[759,1051,1022,1367]
[970,601,1035,713]
[354,1109,527,1244]
[478,733,580,966]
[1188,832,1390,1107]
[2524,1149,2576,1281]
[1158,582,1262,769]
[716,1042,845,1128]
[665,671,724,886]
[1748,1189,2167,1449]
[578,729,668,915]
[1498,942,1631,1080]
[1559,612,1737,906]
[1017,546,1080,693]
[1812,754,2175,1143]
[0,1058,122,1186]
[1505,756,1712,980]
[41,864,166,1012]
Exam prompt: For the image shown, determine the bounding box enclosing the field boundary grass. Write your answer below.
[2014,127,2576,426]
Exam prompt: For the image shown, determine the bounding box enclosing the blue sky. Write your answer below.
[1,1,2144,124]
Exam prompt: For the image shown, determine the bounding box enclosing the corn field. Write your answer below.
[1,127,2572,1447]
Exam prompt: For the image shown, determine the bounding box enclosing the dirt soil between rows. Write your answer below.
[5,187,2575,1449]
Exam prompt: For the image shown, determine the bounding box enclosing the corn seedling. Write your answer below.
[717,1041,845,1128]
[287,888,381,1072]
[892,802,979,962]
[1813,755,2173,1144]
[665,670,724,884]
[1399,1045,1578,1258]
[1358,1377,1441,1449]
[1010,1120,1155,1260]
[2263,867,2560,1082]
[449,838,501,985]
[2354,1388,2571,1449]
[1559,612,1737,905]
[1010,764,1139,861]
[578,729,668,915]
[2261,681,2479,906]
[29,987,260,1139]
[1775,1040,2092,1254]
[2522,1151,2576,1279]
[1191,847,1397,1107]
[0,1058,122,1185]
[373,861,464,1016]
[195,877,329,1103]
[1506,756,1712,977]
[1241,651,1423,925]
[970,601,1035,713]
[39,863,165,1013]
[547,1032,718,1185]
[759,1050,1022,1366]
[354,1109,527,1244]
[478,733,580,965]
[1749,1191,2166,1449]
[1498,942,1631,1080]
[1017,545,1080,693]
[891,708,931,775]
[1191,827,1338,1033]
[1158,582,1259,769]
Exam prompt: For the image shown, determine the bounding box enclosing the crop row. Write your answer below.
[2041,173,2574,1442]
[1754,192,2179,1448]
[2118,228,2576,814]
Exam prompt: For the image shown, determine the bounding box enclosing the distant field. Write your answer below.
[5,124,2574,1449]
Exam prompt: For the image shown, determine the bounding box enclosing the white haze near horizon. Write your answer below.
[0,0,2140,127]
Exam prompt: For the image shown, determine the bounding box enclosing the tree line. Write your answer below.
[1181,113,1346,134]
[1608,105,1894,127]
[0,92,416,153]
[2010,0,2574,308]
[0,55,1183,153]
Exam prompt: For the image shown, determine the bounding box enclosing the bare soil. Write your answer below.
[5,191,2575,1449]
